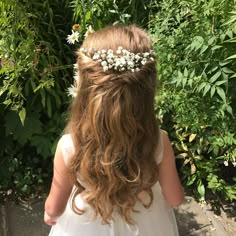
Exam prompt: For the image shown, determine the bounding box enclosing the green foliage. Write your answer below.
[1,0,236,202]
[70,0,159,30]
[0,0,73,197]
[151,0,236,201]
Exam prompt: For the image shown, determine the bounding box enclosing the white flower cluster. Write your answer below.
[79,46,155,72]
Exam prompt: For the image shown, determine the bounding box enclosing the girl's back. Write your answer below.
[44,25,184,236]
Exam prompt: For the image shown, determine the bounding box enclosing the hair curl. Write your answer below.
[66,25,160,224]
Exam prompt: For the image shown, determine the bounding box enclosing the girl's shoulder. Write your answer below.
[58,134,75,165]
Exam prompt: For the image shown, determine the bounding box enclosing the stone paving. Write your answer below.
[0,196,235,236]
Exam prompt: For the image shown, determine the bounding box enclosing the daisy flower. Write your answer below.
[67,30,79,44]
[74,71,80,82]
[68,84,78,97]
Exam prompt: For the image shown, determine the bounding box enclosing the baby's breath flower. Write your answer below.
[67,30,79,44]
[103,65,109,71]
[79,46,155,72]
[141,58,147,65]
[101,61,108,67]
[93,53,100,60]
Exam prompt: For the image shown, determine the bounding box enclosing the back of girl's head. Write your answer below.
[66,24,160,224]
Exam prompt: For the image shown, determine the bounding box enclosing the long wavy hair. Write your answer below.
[66,25,160,224]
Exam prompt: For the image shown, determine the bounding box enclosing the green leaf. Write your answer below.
[184,68,188,77]
[31,135,52,159]
[210,85,216,97]
[197,82,207,92]
[222,67,234,74]
[186,174,197,186]
[215,80,226,86]
[226,54,236,60]
[190,70,195,78]
[188,78,193,88]
[211,45,223,51]
[182,77,187,88]
[230,73,236,78]
[208,36,215,45]
[197,180,205,198]
[209,71,221,83]
[47,97,52,118]
[203,83,211,96]
[40,89,46,107]
[226,105,233,116]
[219,61,231,67]
[4,111,42,145]
[19,108,26,125]
[216,87,226,102]
[200,45,208,54]
[189,134,196,142]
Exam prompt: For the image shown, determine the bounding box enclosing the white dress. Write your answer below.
[49,133,179,236]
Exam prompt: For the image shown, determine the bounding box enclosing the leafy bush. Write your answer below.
[0,0,160,198]
[150,0,236,200]
[0,0,73,197]
[1,0,235,202]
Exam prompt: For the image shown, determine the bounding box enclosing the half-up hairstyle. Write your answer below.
[66,24,160,224]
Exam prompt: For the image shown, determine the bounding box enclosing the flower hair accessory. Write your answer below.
[79,46,155,72]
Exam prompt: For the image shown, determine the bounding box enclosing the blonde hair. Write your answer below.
[66,25,160,224]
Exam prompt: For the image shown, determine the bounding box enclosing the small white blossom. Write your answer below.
[115,60,121,67]
[101,54,106,59]
[101,61,108,67]
[120,58,126,65]
[107,58,113,64]
[232,161,236,167]
[122,49,128,54]
[103,65,109,71]
[73,63,78,70]
[224,161,229,166]
[73,71,79,82]
[67,30,79,44]
[93,53,100,60]
[141,58,147,65]
[68,85,78,97]
[107,49,113,54]
[127,61,134,67]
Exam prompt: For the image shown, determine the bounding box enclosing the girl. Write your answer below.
[44,24,184,236]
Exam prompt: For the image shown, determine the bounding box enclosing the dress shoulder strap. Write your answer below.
[155,129,164,165]
[60,134,75,166]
